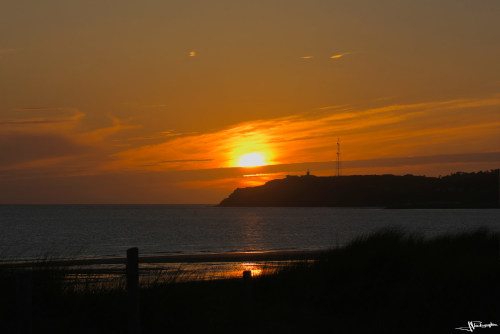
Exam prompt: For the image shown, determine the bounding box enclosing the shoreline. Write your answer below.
[0,249,325,268]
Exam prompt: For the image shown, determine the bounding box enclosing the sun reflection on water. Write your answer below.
[63,261,291,288]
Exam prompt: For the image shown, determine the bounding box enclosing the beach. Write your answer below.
[0,249,324,285]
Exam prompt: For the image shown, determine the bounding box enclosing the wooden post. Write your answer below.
[16,271,32,334]
[243,270,252,281]
[243,270,253,318]
[127,247,140,334]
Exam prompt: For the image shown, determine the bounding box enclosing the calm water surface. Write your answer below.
[1,205,499,260]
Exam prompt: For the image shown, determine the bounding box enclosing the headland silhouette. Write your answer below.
[219,169,500,208]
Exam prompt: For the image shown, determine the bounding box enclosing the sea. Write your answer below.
[1,205,500,261]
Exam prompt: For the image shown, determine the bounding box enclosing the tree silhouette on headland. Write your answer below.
[219,169,500,208]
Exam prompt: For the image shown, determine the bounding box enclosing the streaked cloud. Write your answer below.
[0,48,19,55]
[330,52,351,59]
[0,119,72,125]
[1,108,84,129]
[0,133,90,168]
[124,131,184,142]
[0,108,137,172]
[2,149,498,204]
[374,96,398,102]
[160,159,214,163]
[14,107,67,112]
[317,104,351,110]
[136,104,169,109]
[101,95,500,178]
[2,96,499,202]
[300,56,313,59]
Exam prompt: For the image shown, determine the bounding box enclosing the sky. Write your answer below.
[1,0,500,204]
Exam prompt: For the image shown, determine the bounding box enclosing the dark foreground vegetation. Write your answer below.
[219,169,500,208]
[2,229,500,333]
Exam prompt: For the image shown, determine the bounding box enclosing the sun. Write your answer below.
[238,152,266,167]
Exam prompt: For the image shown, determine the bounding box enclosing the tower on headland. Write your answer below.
[336,138,342,176]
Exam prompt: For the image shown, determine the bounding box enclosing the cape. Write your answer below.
[218,170,500,208]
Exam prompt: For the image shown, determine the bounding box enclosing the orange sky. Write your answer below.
[1,1,500,203]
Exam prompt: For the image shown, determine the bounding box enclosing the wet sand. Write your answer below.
[1,251,325,283]
[0,249,325,267]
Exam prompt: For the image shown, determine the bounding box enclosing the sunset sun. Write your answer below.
[238,152,266,167]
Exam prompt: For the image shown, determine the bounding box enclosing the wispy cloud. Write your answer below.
[160,159,214,163]
[374,96,397,102]
[143,104,169,109]
[14,107,67,112]
[190,151,500,180]
[123,130,184,142]
[0,119,72,125]
[0,132,90,168]
[317,104,351,110]
[0,108,137,172]
[0,48,19,55]
[80,115,139,144]
[1,108,84,129]
[102,95,500,175]
[4,96,500,192]
[330,52,351,59]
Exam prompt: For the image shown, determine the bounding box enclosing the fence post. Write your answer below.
[243,270,253,318]
[16,271,32,334]
[127,247,140,334]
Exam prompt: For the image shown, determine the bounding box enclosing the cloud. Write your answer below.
[0,48,19,55]
[87,115,139,139]
[102,95,500,175]
[330,52,351,59]
[189,51,196,57]
[160,159,214,163]
[342,152,500,170]
[166,151,500,185]
[1,108,139,155]
[0,119,72,125]
[0,133,90,168]
[143,104,169,109]
[300,56,313,59]
[0,108,138,173]
[2,149,498,204]
[14,107,67,111]
[3,95,500,203]
[1,107,84,128]
[124,130,185,142]
[374,96,397,102]
[317,105,350,110]
[101,151,500,186]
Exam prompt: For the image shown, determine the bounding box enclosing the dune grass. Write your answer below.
[1,228,500,333]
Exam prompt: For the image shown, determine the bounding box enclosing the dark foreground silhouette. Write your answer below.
[219,169,500,208]
[2,229,500,333]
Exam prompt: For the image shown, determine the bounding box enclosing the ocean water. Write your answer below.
[0,205,499,261]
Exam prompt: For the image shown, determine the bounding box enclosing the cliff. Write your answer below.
[218,170,500,208]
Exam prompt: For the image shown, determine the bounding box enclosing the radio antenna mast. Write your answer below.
[336,138,342,176]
